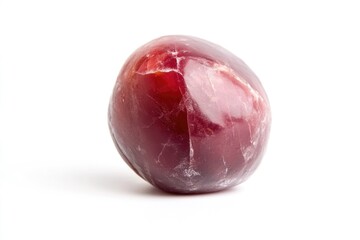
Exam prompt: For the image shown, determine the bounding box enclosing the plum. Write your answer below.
[108,35,271,193]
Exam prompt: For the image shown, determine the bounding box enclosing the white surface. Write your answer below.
[1,0,360,239]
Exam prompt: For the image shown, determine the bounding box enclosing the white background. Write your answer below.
[1,0,360,239]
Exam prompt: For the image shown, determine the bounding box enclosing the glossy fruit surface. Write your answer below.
[109,35,271,193]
